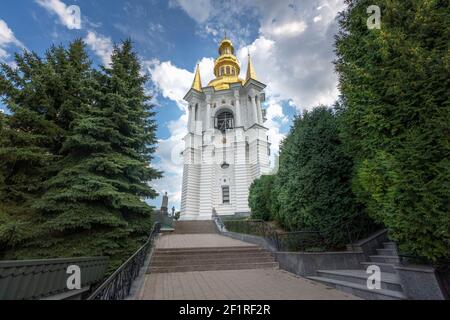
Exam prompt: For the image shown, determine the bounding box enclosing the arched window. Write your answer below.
[215,111,234,131]
[226,66,230,75]
[220,67,224,76]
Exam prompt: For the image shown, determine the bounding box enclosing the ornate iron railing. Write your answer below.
[87,222,161,300]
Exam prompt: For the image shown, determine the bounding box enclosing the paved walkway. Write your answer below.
[137,233,359,300]
[138,268,358,300]
[156,234,256,249]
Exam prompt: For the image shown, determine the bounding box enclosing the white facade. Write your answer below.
[180,80,271,220]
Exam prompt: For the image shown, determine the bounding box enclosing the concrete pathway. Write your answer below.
[137,233,359,300]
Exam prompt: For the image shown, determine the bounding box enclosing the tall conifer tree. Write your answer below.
[33,40,161,267]
[1,40,161,268]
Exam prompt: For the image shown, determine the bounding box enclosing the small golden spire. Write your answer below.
[191,64,202,92]
[245,52,258,82]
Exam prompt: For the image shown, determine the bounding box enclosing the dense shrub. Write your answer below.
[275,106,375,246]
[248,175,276,221]
[335,0,450,260]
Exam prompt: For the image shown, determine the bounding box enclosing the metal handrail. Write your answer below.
[87,222,161,300]
[221,215,380,252]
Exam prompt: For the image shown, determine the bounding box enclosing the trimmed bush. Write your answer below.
[249,175,276,221]
[275,106,375,246]
[335,0,450,260]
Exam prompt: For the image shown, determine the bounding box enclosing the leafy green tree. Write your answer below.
[275,106,374,246]
[335,0,449,260]
[249,175,276,221]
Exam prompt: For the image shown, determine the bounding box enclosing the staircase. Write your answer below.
[173,221,218,234]
[308,242,407,300]
[148,246,278,273]
[148,221,278,274]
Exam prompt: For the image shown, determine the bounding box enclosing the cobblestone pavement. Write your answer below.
[138,268,359,300]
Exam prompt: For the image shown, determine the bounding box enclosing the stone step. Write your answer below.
[383,242,397,250]
[376,248,396,256]
[173,221,218,234]
[153,252,273,261]
[148,262,279,274]
[308,276,406,300]
[151,256,275,267]
[154,246,260,254]
[370,255,400,264]
[316,270,403,292]
[361,262,397,273]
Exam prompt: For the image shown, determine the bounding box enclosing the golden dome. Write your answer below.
[208,38,244,91]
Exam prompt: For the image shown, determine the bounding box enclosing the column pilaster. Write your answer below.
[234,90,242,127]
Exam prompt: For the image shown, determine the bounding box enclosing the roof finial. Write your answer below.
[191,63,203,92]
[246,51,258,82]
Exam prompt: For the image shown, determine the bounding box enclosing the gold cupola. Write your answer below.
[208,37,244,91]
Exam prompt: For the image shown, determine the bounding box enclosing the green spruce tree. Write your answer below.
[0,50,63,255]
[33,40,161,268]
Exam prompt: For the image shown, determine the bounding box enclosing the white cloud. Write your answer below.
[173,0,345,111]
[0,19,24,62]
[84,31,113,66]
[263,96,288,165]
[261,21,308,38]
[146,60,196,208]
[234,0,345,110]
[146,57,215,109]
[152,113,187,206]
[170,0,213,23]
[147,60,193,109]
[35,0,81,29]
[0,20,23,48]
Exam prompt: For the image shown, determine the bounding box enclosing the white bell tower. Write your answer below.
[180,37,270,220]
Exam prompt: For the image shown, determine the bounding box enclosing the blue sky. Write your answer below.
[0,0,345,209]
